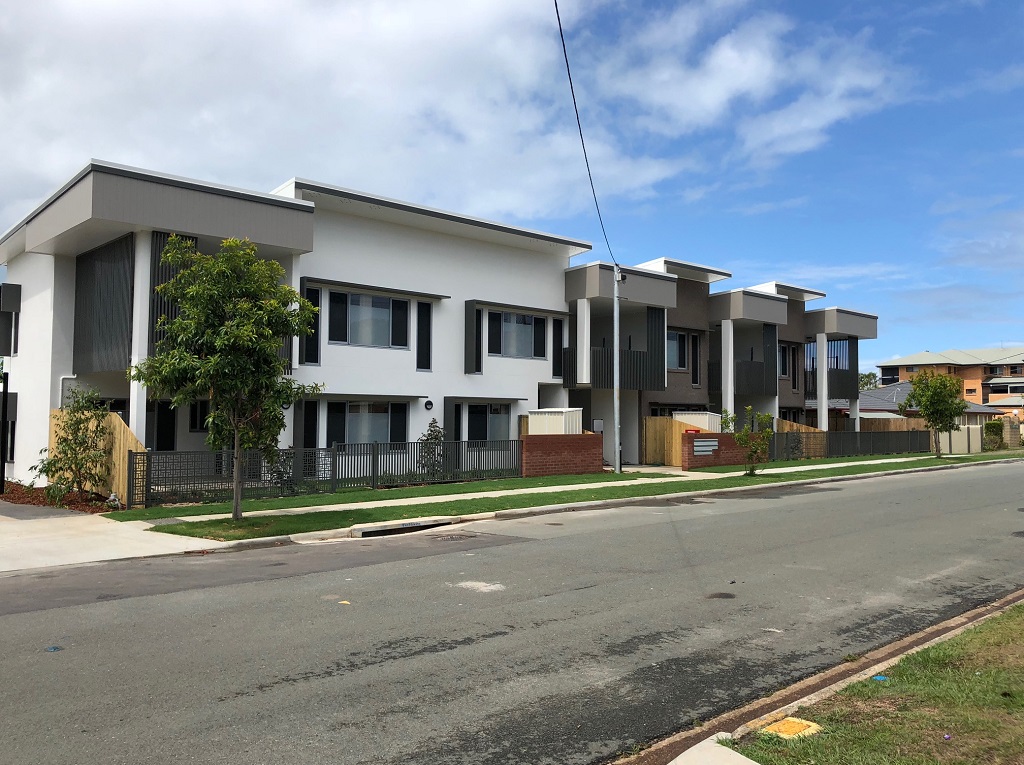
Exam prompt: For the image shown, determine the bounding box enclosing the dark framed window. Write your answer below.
[690,333,701,386]
[552,318,564,378]
[791,346,800,391]
[467,403,510,442]
[667,331,688,370]
[189,400,210,432]
[346,402,408,444]
[416,301,432,371]
[302,288,321,364]
[778,345,790,377]
[488,311,546,359]
[327,290,409,349]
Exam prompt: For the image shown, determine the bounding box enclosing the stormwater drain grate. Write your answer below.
[705,592,736,599]
[1012,531,1024,538]
[431,534,476,542]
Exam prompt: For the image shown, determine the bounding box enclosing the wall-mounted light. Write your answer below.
[425,400,433,411]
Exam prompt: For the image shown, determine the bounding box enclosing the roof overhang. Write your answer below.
[565,261,677,308]
[805,307,878,339]
[634,257,731,283]
[286,178,592,259]
[748,280,825,302]
[708,288,789,325]
[0,160,315,264]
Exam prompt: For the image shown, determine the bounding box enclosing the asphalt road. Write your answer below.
[2,461,1023,765]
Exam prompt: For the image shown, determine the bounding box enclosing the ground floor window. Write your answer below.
[323,401,408,446]
[467,403,510,441]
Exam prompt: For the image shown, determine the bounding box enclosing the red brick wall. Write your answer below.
[679,433,748,470]
[521,434,605,478]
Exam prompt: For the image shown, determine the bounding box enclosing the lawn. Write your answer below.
[108,470,668,522]
[730,603,1024,764]
[152,456,973,541]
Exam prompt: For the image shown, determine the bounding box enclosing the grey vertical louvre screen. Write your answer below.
[124,439,522,507]
[149,231,196,355]
[73,234,135,373]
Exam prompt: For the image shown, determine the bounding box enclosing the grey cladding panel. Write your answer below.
[73,234,134,374]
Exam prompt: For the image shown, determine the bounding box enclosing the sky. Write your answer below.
[1,0,1022,371]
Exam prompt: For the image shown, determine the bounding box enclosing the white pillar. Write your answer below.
[280,252,302,448]
[128,231,152,442]
[722,319,735,417]
[816,332,829,432]
[576,298,591,385]
[850,397,860,432]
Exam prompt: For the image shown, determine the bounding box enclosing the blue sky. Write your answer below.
[1,0,1021,370]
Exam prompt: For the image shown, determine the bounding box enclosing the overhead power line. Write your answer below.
[553,0,618,266]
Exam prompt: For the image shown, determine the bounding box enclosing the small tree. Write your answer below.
[898,370,968,457]
[32,387,110,505]
[131,236,322,520]
[417,418,446,480]
[859,372,879,391]
[983,419,1004,451]
[721,406,775,476]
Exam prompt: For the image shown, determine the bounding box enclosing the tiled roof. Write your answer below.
[808,381,1003,415]
[879,347,1024,367]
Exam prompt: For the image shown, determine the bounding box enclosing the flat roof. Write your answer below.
[289,178,592,255]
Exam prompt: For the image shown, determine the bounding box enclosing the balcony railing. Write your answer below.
[561,347,665,391]
[805,368,858,399]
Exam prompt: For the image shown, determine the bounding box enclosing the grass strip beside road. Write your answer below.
[109,471,669,522]
[730,603,1024,764]
[153,457,966,541]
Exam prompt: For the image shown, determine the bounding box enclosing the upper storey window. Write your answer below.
[329,291,408,349]
[488,311,546,359]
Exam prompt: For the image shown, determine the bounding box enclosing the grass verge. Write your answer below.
[153,456,974,541]
[109,470,668,522]
[729,603,1024,764]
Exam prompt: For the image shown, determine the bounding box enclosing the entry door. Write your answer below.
[154,401,176,451]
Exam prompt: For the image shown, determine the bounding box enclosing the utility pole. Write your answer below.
[612,264,622,473]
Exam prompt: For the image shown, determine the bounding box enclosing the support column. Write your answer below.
[850,397,860,432]
[721,319,735,417]
[816,332,829,432]
[128,231,152,443]
[576,298,591,385]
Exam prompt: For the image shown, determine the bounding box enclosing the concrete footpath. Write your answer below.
[0,502,228,574]
[0,456,937,574]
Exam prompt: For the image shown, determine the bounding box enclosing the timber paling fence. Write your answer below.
[770,430,932,461]
[126,439,522,508]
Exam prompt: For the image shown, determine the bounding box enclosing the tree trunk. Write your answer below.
[232,427,243,521]
[933,429,942,458]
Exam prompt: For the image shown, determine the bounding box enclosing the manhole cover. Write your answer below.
[431,534,475,542]
[705,592,736,599]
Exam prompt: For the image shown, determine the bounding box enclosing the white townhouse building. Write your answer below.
[0,161,589,485]
[0,160,879,485]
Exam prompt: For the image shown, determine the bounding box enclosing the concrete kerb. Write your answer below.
[618,584,1024,765]
[205,457,1020,552]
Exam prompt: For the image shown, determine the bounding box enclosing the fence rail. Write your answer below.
[125,439,522,508]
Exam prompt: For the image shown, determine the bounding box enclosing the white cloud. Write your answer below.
[937,207,1024,271]
[929,194,1011,216]
[0,0,910,228]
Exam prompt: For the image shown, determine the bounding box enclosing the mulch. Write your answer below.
[2,481,110,513]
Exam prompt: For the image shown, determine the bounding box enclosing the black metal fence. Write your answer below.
[770,430,932,461]
[126,439,522,508]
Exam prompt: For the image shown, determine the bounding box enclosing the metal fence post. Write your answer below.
[330,444,338,493]
[126,451,135,508]
[371,442,380,489]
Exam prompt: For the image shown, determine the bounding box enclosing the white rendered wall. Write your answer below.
[5,252,75,483]
[289,209,571,445]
